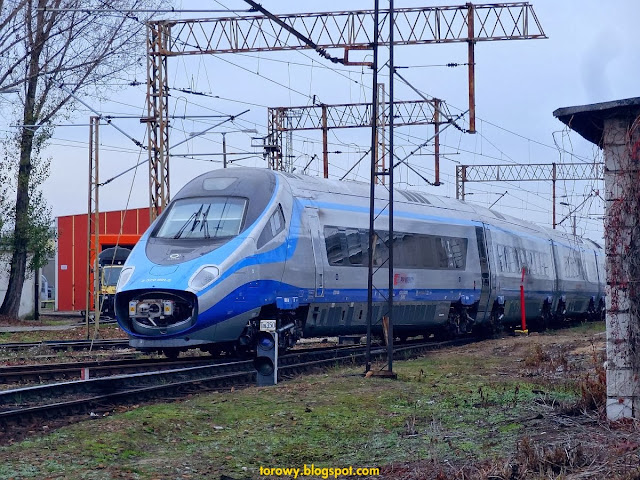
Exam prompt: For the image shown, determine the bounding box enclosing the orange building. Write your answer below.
[56,207,151,311]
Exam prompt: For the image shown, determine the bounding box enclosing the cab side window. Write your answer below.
[257,204,285,249]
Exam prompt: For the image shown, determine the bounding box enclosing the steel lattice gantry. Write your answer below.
[267,99,449,176]
[163,4,544,53]
[455,162,604,227]
[146,3,546,219]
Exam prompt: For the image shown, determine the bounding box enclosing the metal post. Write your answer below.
[147,23,170,222]
[85,116,100,339]
[376,83,386,185]
[222,132,228,168]
[456,165,467,200]
[387,0,395,375]
[85,122,93,338]
[34,268,40,321]
[434,98,440,186]
[552,162,557,228]
[467,2,476,133]
[365,0,379,374]
[322,105,329,178]
[92,117,101,340]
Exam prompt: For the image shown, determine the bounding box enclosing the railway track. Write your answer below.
[0,355,233,384]
[0,338,470,439]
[0,342,360,384]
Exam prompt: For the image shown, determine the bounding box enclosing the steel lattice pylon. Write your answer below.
[455,162,604,227]
[163,4,545,54]
[85,116,101,339]
[146,23,171,221]
[145,2,545,220]
[267,98,448,176]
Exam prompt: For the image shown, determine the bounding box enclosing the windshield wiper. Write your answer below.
[174,204,204,239]
[213,199,230,237]
[200,204,211,239]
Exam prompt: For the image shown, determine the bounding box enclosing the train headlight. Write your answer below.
[116,267,134,292]
[188,265,220,292]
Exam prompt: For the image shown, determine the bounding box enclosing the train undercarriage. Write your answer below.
[151,295,604,359]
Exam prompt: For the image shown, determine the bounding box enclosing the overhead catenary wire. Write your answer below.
[72,0,594,175]
[32,1,601,242]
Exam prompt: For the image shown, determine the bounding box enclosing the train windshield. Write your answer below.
[102,266,123,286]
[154,197,247,239]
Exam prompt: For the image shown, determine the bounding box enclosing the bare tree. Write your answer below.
[0,0,158,317]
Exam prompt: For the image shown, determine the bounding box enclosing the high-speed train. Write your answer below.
[114,167,605,356]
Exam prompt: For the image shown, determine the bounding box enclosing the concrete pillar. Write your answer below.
[603,117,640,419]
[554,98,640,420]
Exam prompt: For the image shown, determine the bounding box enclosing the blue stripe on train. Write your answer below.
[127,280,481,339]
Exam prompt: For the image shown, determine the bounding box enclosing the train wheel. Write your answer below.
[541,303,553,331]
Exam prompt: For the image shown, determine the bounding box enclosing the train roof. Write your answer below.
[278,170,598,251]
[175,167,599,251]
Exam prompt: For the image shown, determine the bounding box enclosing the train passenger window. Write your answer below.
[507,247,518,273]
[346,229,365,265]
[359,230,370,264]
[257,205,285,249]
[526,251,536,275]
[414,236,436,268]
[564,250,585,279]
[585,254,597,282]
[435,238,449,268]
[497,245,506,272]
[390,234,413,268]
[518,249,527,272]
[324,227,347,265]
[373,232,389,266]
[442,238,466,269]
[323,226,466,270]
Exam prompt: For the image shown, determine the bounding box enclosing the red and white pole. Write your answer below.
[519,267,527,332]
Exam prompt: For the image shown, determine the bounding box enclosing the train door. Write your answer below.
[306,207,325,298]
[475,225,494,322]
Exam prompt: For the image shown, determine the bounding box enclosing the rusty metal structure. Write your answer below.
[146,24,170,221]
[455,162,604,228]
[85,116,101,338]
[145,2,546,219]
[267,98,447,178]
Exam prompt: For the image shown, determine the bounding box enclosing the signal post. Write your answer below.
[254,319,278,386]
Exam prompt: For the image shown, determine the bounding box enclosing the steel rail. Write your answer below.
[0,356,232,384]
[0,342,366,384]
[0,339,469,435]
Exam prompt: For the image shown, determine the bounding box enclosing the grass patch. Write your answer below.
[0,346,583,479]
[1,324,623,479]
[0,324,126,344]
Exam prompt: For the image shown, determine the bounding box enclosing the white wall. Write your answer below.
[0,262,36,318]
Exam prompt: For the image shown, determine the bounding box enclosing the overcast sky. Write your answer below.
[3,0,637,243]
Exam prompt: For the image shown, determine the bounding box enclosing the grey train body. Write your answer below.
[115,168,604,354]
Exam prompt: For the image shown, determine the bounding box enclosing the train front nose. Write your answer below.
[116,289,198,335]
